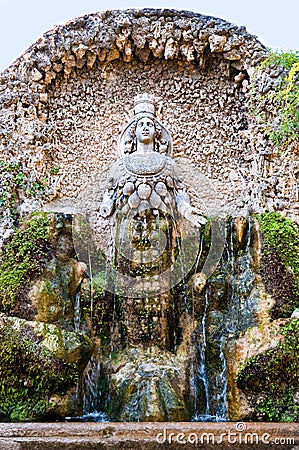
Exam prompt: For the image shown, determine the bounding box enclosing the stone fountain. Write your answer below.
[0,8,299,447]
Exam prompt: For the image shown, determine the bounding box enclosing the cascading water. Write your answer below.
[74,291,81,331]
[193,288,210,421]
[215,335,227,419]
[192,290,228,422]
[191,217,255,422]
[73,353,110,422]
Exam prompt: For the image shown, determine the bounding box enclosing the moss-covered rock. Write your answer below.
[226,316,284,420]
[0,212,51,317]
[236,319,299,421]
[0,212,86,327]
[32,320,94,366]
[0,313,90,421]
[257,211,299,318]
[106,347,189,421]
[30,257,86,326]
[0,210,94,421]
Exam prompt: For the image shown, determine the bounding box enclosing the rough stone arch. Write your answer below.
[0,9,268,219]
[6,9,266,80]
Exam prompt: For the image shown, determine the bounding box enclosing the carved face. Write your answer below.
[135,118,155,144]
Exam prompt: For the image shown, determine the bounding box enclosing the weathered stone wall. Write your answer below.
[1,9,298,229]
[247,66,299,220]
[1,8,273,223]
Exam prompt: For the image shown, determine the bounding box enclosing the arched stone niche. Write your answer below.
[0,8,268,217]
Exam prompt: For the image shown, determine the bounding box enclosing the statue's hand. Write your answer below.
[183,206,207,227]
[99,195,115,218]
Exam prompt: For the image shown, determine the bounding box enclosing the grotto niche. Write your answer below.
[1,8,299,426]
[70,93,226,421]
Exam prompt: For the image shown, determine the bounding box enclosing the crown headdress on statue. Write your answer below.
[118,93,172,157]
[134,93,156,116]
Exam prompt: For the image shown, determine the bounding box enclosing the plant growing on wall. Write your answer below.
[252,50,299,151]
[0,160,48,222]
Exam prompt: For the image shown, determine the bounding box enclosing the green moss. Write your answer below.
[0,213,51,312]
[236,214,299,420]
[258,212,299,267]
[0,323,78,421]
[257,212,299,318]
[236,319,299,421]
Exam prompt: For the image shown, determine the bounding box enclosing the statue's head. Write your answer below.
[118,94,173,157]
[129,115,162,145]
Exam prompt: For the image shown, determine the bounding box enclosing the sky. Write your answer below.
[0,0,298,72]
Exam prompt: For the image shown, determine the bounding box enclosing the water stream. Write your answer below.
[196,288,210,417]
[192,287,228,422]
[72,217,256,422]
[216,335,227,419]
[82,353,102,414]
[192,218,254,422]
[74,291,81,331]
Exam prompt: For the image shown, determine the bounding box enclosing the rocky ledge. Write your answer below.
[0,422,298,449]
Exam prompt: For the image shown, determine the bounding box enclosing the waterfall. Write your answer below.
[82,354,102,413]
[195,288,210,418]
[77,353,110,422]
[192,220,236,422]
[74,291,81,331]
[215,335,227,420]
[192,284,228,422]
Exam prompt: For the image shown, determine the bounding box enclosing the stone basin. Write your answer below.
[0,422,298,449]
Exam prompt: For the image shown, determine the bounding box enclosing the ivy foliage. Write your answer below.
[253,49,299,150]
[236,319,299,421]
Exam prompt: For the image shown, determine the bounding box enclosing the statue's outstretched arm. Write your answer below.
[98,160,124,218]
[99,175,117,218]
[100,193,115,217]
[175,190,207,227]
